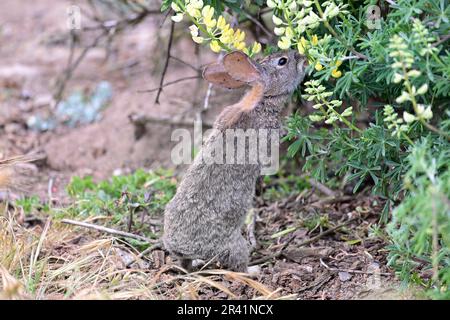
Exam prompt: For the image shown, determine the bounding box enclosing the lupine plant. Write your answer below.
[161,0,450,298]
[168,0,261,56]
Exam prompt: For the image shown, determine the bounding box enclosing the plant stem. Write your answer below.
[322,99,362,133]
[281,1,298,44]
[402,133,414,145]
[431,188,440,287]
[430,51,446,69]
[155,21,175,104]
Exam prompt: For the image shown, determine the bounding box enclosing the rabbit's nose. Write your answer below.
[296,55,308,71]
[294,51,308,66]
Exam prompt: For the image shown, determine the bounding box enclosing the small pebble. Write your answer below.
[247,265,261,277]
[338,271,352,282]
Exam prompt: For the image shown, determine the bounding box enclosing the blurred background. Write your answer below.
[0,0,251,200]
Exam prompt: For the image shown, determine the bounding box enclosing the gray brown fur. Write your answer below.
[163,50,307,272]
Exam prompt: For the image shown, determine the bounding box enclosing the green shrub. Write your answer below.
[387,137,449,298]
[161,0,450,297]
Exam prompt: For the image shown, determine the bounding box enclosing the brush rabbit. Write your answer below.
[163,50,307,272]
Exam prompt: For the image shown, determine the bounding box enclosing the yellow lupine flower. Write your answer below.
[288,1,297,11]
[234,29,245,42]
[220,35,232,44]
[285,27,294,39]
[335,59,343,67]
[189,25,199,37]
[171,2,181,12]
[217,16,227,30]
[201,5,214,20]
[220,28,234,44]
[221,23,230,33]
[171,13,184,22]
[403,111,416,123]
[204,17,216,29]
[278,36,291,50]
[274,27,285,36]
[192,36,204,44]
[331,68,342,78]
[315,62,323,71]
[186,5,201,18]
[297,37,308,54]
[190,0,203,9]
[252,42,262,54]
[267,0,277,8]
[210,40,221,53]
[234,41,246,51]
[272,15,283,25]
[311,35,319,46]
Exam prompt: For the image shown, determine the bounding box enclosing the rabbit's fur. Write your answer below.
[163,50,307,272]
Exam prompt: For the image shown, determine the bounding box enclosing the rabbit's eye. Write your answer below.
[278,57,288,66]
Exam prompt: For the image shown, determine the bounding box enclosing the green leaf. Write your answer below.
[160,0,173,12]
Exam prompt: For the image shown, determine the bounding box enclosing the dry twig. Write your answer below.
[309,178,337,197]
[250,218,356,265]
[61,219,157,243]
[125,242,163,268]
[241,10,273,39]
[129,113,213,128]
[54,30,106,104]
[431,34,450,48]
[138,76,200,93]
[319,259,392,276]
[54,5,161,102]
[155,20,175,103]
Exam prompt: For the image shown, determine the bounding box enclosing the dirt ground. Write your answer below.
[0,0,412,299]
[1,0,240,196]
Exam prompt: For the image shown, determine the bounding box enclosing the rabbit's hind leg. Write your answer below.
[219,233,249,272]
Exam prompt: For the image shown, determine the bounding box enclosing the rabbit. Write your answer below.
[163,50,308,272]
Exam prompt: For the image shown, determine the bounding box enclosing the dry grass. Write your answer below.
[0,155,288,300]
[0,208,288,300]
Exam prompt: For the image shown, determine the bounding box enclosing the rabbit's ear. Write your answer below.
[223,51,261,83]
[202,62,247,89]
